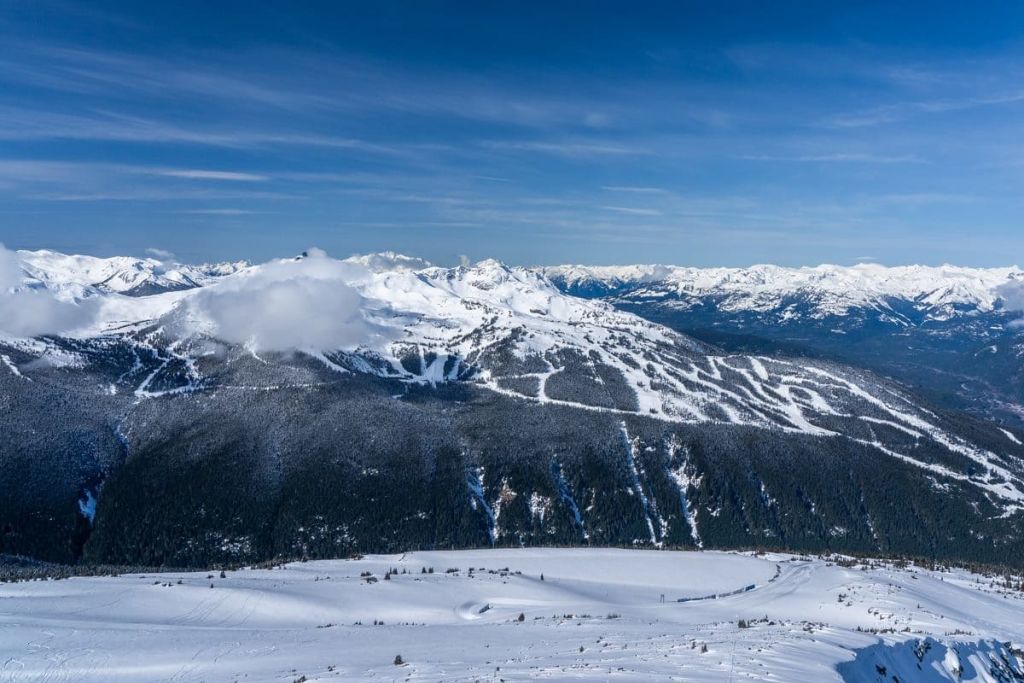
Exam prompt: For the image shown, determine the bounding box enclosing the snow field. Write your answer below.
[0,549,1021,682]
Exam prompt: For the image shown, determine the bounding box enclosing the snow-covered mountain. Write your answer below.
[4,250,1018,452]
[17,249,248,298]
[3,249,1024,569]
[545,262,1024,424]
[544,262,1024,323]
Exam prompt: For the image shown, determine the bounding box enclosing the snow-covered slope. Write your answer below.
[2,549,1021,682]
[544,263,1024,323]
[544,262,1024,426]
[4,250,1024,514]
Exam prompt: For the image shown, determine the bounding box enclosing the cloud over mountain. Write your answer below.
[0,244,97,337]
[181,248,382,352]
[996,280,1024,328]
[998,280,1024,311]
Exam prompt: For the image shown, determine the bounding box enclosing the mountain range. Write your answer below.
[545,263,1024,424]
[2,250,1023,569]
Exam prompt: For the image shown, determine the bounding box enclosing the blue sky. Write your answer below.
[1,1,1023,266]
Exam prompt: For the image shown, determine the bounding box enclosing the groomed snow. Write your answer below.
[1,549,1021,682]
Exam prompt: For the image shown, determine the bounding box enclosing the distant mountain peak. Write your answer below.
[343,251,433,272]
[544,262,1024,321]
[17,249,249,297]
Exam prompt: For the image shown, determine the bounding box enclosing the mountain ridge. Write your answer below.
[3,248,1024,568]
[541,260,1024,425]
[16,249,249,298]
[543,262,1024,321]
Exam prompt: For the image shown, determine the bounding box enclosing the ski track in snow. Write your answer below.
[0,354,27,380]
[1002,428,1023,446]
[667,437,703,548]
[466,467,496,545]
[620,423,660,546]
[1,549,1022,682]
[551,460,588,541]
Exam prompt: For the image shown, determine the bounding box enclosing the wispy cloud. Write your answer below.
[481,140,649,157]
[741,153,925,164]
[0,106,403,154]
[2,10,1023,266]
[825,91,1024,129]
[0,44,347,112]
[600,206,663,216]
[178,208,263,215]
[145,247,175,259]
[602,186,670,194]
[152,169,268,181]
[872,193,979,206]
[0,41,634,133]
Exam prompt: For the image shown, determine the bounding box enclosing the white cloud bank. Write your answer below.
[182,248,382,352]
[0,244,97,337]
[998,280,1024,311]
[997,280,1024,329]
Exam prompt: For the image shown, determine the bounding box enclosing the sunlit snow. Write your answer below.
[1,549,1021,682]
